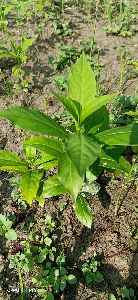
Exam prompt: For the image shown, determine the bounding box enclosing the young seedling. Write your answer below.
[0,37,35,67]
[32,255,77,299]
[0,53,138,228]
[0,214,17,241]
[0,3,14,31]
[82,252,104,284]
[9,215,76,299]
[109,286,136,300]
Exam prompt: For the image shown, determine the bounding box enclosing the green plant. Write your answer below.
[82,252,104,284]
[109,286,136,300]
[9,214,76,299]
[0,37,34,67]
[0,53,138,228]
[32,255,77,299]
[0,3,14,31]
[103,0,114,27]
[52,19,72,36]
[48,39,104,71]
[0,144,58,206]
[0,214,17,240]
[109,95,138,127]
[104,0,137,37]
[52,72,68,90]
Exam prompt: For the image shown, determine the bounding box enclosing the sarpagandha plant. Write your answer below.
[0,53,138,228]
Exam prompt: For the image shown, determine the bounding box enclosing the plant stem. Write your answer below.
[61,0,64,13]
[15,256,24,300]
[120,0,123,23]
[118,45,126,93]
[115,162,135,216]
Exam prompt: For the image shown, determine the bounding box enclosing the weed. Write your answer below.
[82,252,104,284]
[52,72,68,90]
[104,0,137,37]
[9,215,76,299]
[109,286,136,300]
[109,95,138,127]
[0,3,14,31]
[32,256,77,299]
[48,39,104,71]
[0,214,17,241]
[0,37,34,66]
[52,19,72,36]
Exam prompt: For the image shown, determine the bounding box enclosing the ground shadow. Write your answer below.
[97,174,112,209]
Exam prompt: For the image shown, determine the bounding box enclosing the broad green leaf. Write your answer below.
[68,52,116,123]
[65,133,101,176]
[99,150,120,170]
[37,289,47,298]
[34,153,55,164]
[0,150,28,167]
[0,107,69,139]
[4,5,15,16]
[47,292,54,300]
[99,150,131,174]
[0,51,15,59]
[68,52,96,122]
[108,294,116,300]
[96,123,138,145]
[35,196,45,207]
[67,275,77,284]
[0,214,12,229]
[124,111,138,121]
[21,170,43,205]
[41,175,65,198]
[24,145,36,160]
[118,156,131,173]
[81,93,117,123]
[37,160,57,171]
[0,165,28,174]
[21,38,34,52]
[34,153,57,170]
[124,111,138,116]
[54,92,79,122]
[74,195,93,228]
[58,152,83,199]
[5,229,17,241]
[84,106,109,134]
[24,136,64,158]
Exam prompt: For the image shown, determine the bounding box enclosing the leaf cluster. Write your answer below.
[82,253,104,284]
[0,53,138,228]
[0,214,17,240]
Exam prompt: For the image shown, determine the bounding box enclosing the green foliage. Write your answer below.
[32,256,77,299]
[74,195,93,228]
[104,0,137,37]
[0,144,61,206]
[0,107,68,139]
[48,39,103,71]
[109,286,136,300]
[52,19,72,36]
[9,214,76,299]
[110,95,138,126]
[0,53,138,227]
[0,3,15,31]
[82,253,104,284]
[0,214,17,241]
[0,37,34,66]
